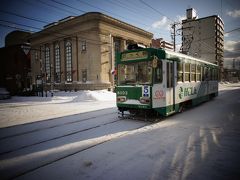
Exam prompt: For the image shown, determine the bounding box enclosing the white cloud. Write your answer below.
[224,40,240,59]
[176,15,186,22]
[151,16,171,30]
[224,40,238,51]
[224,33,229,38]
[227,9,240,18]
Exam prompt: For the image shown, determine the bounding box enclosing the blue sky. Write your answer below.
[0,0,240,66]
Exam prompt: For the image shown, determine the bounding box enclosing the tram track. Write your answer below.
[8,121,150,180]
[0,111,117,140]
[0,113,120,156]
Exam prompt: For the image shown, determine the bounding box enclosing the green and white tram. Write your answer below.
[116,46,218,117]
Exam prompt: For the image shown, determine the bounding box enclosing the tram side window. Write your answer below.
[184,63,190,82]
[191,63,196,81]
[203,67,209,81]
[215,69,217,80]
[217,69,219,80]
[212,68,217,81]
[209,68,212,81]
[213,68,217,81]
[177,62,183,82]
[167,62,173,88]
[196,65,201,81]
[154,60,162,83]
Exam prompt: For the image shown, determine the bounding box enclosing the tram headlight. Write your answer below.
[139,97,150,104]
[117,96,127,102]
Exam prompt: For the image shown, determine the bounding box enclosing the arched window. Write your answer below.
[65,41,72,82]
[54,44,61,83]
[45,46,51,83]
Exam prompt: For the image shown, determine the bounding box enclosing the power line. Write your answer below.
[22,0,73,17]
[138,0,174,22]
[106,0,154,21]
[0,10,50,24]
[50,0,86,13]
[1,1,144,46]
[0,23,35,33]
[105,0,171,37]
[225,27,240,34]
[0,1,110,46]
[0,19,42,31]
[76,0,152,28]
[0,19,111,47]
[38,0,79,16]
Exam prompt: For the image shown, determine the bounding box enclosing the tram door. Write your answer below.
[166,60,176,113]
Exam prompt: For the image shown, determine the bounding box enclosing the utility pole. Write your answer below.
[171,22,181,52]
[172,23,176,52]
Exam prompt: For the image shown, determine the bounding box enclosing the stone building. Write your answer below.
[30,12,153,91]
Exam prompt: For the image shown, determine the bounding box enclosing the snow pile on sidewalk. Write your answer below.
[3,90,116,105]
[219,82,240,91]
[52,90,116,103]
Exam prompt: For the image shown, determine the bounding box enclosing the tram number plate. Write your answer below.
[142,86,150,97]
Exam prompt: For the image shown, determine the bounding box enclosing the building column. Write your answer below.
[50,43,54,93]
[71,37,77,82]
[109,34,114,87]
[60,40,65,84]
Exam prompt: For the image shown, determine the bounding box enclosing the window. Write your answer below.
[184,63,190,82]
[54,44,61,83]
[190,63,196,81]
[35,51,38,61]
[177,62,183,82]
[40,46,42,59]
[203,67,209,81]
[114,38,121,53]
[208,68,211,81]
[196,65,201,81]
[118,61,152,85]
[154,60,162,83]
[167,62,173,88]
[82,69,87,82]
[65,41,72,82]
[82,41,86,51]
[45,46,51,83]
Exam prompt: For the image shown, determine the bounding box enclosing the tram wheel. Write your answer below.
[178,103,185,113]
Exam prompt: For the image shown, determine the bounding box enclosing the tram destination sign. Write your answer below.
[121,51,148,61]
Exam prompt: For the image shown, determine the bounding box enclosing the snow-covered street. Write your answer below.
[0,90,116,128]
[0,84,240,180]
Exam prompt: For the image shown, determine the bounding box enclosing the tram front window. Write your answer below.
[118,61,152,85]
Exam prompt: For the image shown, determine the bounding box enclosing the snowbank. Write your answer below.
[54,90,115,102]
[1,90,116,105]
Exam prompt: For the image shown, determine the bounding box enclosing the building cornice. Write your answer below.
[30,12,153,42]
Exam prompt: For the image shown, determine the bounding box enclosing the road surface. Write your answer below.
[0,84,240,180]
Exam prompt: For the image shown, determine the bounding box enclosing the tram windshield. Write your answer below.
[118,61,152,85]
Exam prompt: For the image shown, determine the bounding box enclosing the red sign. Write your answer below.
[155,90,164,99]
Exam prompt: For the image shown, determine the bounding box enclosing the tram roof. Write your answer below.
[160,48,218,67]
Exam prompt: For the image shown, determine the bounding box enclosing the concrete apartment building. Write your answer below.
[182,8,224,80]
[30,12,153,91]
